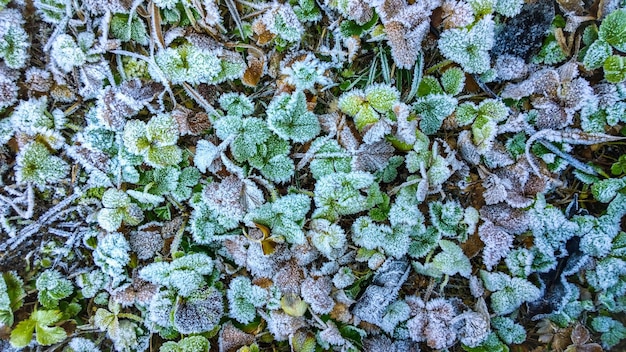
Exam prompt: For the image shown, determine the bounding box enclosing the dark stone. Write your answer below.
[491,1,556,62]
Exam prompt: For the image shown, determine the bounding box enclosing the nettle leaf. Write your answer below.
[10,310,67,348]
[338,84,399,130]
[591,177,626,203]
[592,316,626,349]
[438,17,495,74]
[440,67,466,96]
[36,269,73,309]
[480,271,541,315]
[414,94,457,135]
[227,277,267,324]
[598,9,626,52]
[583,40,612,70]
[267,91,320,143]
[219,92,254,117]
[430,240,471,278]
[110,13,148,45]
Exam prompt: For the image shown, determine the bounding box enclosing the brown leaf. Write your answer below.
[242,55,264,88]
[571,323,591,346]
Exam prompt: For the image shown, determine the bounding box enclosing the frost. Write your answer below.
[301,276,334,314]
[480,270,541,315]
[227,276,266,324]
[93,232,131,287]
[97,189,144,232]
[0,10,30,69]
[438,16,495,74]
[267,91,320,143]
[123,113,182,168]
[338,84,400,130]
[245,193,310,244]
[492,316,526,344]
[173,287,223,334]
[219,93,254,117]
[140,253,214,297]
[313,171,377,220]
[414,94,457,134]
[51,34,87,73]
[36,270,73,309]
[15,142,69,188]
[308,219,346,259]
[281,53,331,90]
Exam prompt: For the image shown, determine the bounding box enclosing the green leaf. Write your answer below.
[10,319,36,348]
[10,310,67,348]
[599,9,626,52]
[604,55,626,83]
[611,154,626,175]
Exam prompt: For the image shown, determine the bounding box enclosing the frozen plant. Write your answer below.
[15,142,70,187]
[414,239,472,278]
[313,171,382,221]
[153,43,245,85]
[338,84,400,131]
[253,3,304,44]
[413,93,458,135]
[227,277,266,324]
[75,270,107,298]
[173,287,223,334]
[281,53,331,91]
[480,270,541,315]
[307,218,346,259]
[592,316,626,349]
[438,16,495,74]
[219,93,254,117]
[97,188,144,232]
[267,91,321,143]
[34,0,71,23]
[50,34,88,73]
[159,336,209,352]
[65,337,102,352]
[0,9,30,69]
[491,316,526,344]
[35,269,73,309]
[123,113,182,168]
[92,232,131,287]
[139,253,214,297]
[301,276,334,314]
[244,193,310,244]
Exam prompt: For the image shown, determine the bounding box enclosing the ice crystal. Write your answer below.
[338,84,400,130]
[0,10,29,69]
[97,189,144,232]
[15,142,69,187]
[313,171,377,220]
